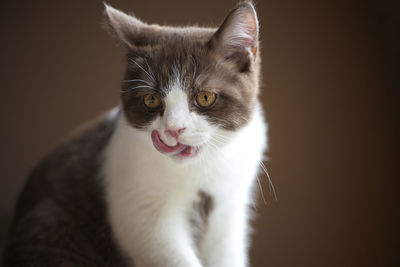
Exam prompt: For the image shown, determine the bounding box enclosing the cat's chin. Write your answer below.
[151,130,200,160]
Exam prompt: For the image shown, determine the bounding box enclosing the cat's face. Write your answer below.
[105,2,261,160]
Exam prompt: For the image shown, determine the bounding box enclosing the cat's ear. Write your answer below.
[103,4,150,49]
[210,2,259,72]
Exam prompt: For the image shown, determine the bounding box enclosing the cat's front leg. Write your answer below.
[135,226,202,267]
[201,204,249,267]
[111,202,203,267]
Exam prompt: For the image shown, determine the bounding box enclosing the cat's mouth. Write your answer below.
[151,130,199,158]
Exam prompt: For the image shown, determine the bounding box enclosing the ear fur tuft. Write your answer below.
[103,3,147,49]
[211,1,259,70]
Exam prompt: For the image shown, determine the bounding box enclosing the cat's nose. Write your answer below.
[165,127,186,139]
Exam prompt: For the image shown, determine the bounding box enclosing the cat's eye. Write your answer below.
[143,94,161,109]
[196,91,217,108]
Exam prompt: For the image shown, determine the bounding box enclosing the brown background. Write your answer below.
[0,0,398,266]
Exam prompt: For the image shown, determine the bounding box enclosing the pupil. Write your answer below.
[204,94,208,101]
[151,96,155,103]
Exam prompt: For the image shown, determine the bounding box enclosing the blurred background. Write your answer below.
[0,0,398,266]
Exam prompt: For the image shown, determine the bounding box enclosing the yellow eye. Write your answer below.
[143,94,161,109]
[196,91,217,108]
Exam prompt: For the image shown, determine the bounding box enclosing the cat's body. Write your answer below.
[4,2,267,267]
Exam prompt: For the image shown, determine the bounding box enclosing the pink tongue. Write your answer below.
[151,130,186,155]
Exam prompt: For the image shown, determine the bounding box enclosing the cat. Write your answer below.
[3,1,267,267]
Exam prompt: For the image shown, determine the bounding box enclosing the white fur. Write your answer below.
[104,85,267,267]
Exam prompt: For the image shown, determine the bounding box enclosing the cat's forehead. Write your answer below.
[129,27,214,57]
[126,41,207,93]
[136,33,211,67]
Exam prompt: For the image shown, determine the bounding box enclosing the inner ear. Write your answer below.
[209,2,259,72]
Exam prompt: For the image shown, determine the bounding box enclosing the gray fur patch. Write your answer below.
[189,190,215,247]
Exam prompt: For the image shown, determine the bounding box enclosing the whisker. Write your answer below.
[120,85,155,93]
[211,133,231,141]
[123,79,153,86]
[128,58,156,83]
[206,140,220,151]
[144,58,156,82]
[260,161,277,201]
[210,136,227,146]
[206,141,230,161]
[256,174,267,205]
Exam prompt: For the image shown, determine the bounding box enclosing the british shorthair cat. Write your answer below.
[4,1,268,266]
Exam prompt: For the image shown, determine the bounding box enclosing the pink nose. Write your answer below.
[165,127,186,139]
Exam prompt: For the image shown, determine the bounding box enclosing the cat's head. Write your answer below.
[104,1,261,161]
